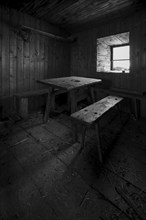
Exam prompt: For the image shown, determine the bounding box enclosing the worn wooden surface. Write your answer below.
[70,8,146,117]
[37,76,101,91]
[0,112,146,219]
[38,76,101,121]
[0,5,70,118]
[71,96,123,125]
[3,0,145,33]
[14,89,49,98]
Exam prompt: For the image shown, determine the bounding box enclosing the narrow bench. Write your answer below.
[71,95,123,163]
[95,87,146,118]
[14,88,66,118]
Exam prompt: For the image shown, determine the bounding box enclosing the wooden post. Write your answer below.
[133,98,140,119]
[69,90,77,113]
[44,88,53,123]
[95,123,103,163]
[88,85,96,103]
[72,123,78,142]
[19,98,28,118]
[81,127,87,150]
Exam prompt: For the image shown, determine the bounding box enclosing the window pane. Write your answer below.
[113,45,129,60]
[113,60,130,71]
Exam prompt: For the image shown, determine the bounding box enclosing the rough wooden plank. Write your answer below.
[0,173,58,220]
[37,76,101,91]
[9,9,17,96]
[72,141,146,219]
[106,137,146,192]
[69,89,77,113]
[27,125,70,152]
[2,124,28,147]
[19,97,28,118]
[16,11,24,93]
[29,16,35,90]
[0,152,24,192]
[14,89,49,97]
[11,137,52,171]
[43,118,74,144]
[38,76,101,119]
[0,7,2,97]
[23,13,30,92]
[35,18,40,90]
[79,189,129,220]
[1,7,10,97]
[44,87,53,122]
[71,96,123,125]
[0,5,71,118]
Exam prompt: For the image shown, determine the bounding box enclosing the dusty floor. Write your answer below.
[0,111,146,220]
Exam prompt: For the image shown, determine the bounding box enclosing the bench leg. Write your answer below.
[81,127,87,150]
[116,104,123,125]
[133,98,140,119]
[19,98,28,118]
[88,85,96,103]
[69,90,77,113]
[44,88,53,123]
[51,92,55,112]
[72,123,78,142]
[95,123,103,163]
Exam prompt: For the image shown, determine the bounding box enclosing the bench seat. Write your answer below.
[14,89,49,98]
[95,87,146,118]
[71,95,123,163]
[14,88,66,118]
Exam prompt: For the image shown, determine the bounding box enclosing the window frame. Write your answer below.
[110,43,130,72]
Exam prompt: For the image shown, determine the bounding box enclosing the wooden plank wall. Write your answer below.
[0,6,70,118]
[70,8,146,117]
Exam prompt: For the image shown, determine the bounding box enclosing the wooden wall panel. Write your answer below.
[0,7,2,97]
[71,9,146,91]
[2,8,10,97]
[9,9,17,96]
[0,6,70,118]
[70,9,146,116]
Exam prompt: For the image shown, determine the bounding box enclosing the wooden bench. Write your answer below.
[14,88,66,118]
[71,95,123,163]
[95,87,146,119]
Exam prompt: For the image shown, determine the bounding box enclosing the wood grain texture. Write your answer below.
[71,96,123,125]
[37,76,101,91]
[0,7,2,97]
[0,6,70,117]
[12,0,145,32]
[70,9,146,116]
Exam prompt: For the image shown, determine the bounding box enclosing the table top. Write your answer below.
[37,76,101,91]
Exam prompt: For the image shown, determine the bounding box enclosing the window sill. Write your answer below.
[97,70,130,74]
[110,70,129,73]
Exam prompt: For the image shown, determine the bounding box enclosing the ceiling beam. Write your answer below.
[21,25,74,42]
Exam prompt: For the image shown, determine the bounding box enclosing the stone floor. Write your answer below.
[0,111,146,220]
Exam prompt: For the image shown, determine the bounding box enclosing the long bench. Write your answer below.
[14,88,66,118]
[95,87,146,119]
[71,95,123,163]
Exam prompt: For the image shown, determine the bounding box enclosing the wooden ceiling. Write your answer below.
[1,0,146,32]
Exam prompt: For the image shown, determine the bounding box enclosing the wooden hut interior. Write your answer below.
[0,0,146,219]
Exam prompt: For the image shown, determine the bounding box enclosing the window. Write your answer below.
[96,32,130,73]
[111,44,130,72]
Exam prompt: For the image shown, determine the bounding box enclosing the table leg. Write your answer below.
[69,90,77,113]
[81,127,87,150]
[95,123,103,163]
[133,98,140,119]
[44,88,53,123]
[88,86,95,103]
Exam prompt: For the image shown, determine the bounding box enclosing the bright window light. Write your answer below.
[111,45,130,72]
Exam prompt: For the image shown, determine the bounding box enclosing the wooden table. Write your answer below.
[37,76,102,122]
